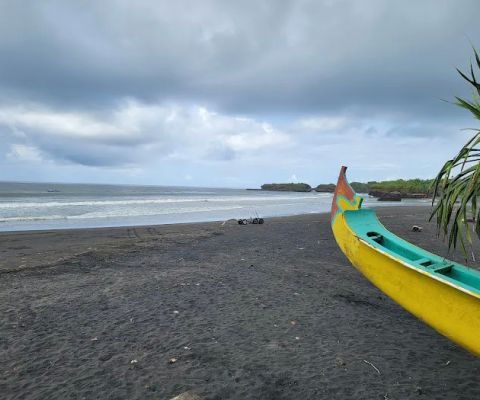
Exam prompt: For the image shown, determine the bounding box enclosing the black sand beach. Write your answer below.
[1,206,480,399]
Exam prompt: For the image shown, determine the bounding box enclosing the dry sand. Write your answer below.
[1,206,480,399]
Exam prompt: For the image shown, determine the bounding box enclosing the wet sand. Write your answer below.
[1,206,480,399]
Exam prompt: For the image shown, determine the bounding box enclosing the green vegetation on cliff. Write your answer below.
[261,178,433,195]
[350,182,369,193]
[313,178,432,196]
[367,179,433,194]
[261,183,312,192]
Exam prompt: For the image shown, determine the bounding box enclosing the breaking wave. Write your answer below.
[0,194,329,209]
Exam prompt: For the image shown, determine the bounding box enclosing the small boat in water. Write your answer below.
[331,166,480,356]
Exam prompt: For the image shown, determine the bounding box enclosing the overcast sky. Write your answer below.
[0,0,479,187]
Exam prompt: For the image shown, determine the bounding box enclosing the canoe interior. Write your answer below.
[344,208,480,297]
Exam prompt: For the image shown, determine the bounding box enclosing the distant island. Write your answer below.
[314,183,336,193]
[260,178,433,200]
[261,183,312,192]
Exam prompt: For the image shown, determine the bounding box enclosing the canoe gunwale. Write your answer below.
[356,231,480,300]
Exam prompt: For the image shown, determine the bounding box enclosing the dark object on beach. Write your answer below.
[331,166,480,356]
[412,225,423,232]
[377,197,402,202]
[370,189,427,200]
[407,193,428,199]
[237,217,264,225]
[377,191,402,201]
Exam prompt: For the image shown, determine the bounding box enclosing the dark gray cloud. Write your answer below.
[0,0,478,118]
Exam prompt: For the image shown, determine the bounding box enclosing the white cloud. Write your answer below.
[295,117,348,133]
[0,107,121,138]
[0,100,291,166]
[7,144,43,162]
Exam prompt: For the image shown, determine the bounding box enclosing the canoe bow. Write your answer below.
[331,166,480,356]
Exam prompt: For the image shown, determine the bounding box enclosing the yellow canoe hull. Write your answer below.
[331,166,480,356]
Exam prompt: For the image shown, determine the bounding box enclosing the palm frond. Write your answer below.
[430,48,480,258]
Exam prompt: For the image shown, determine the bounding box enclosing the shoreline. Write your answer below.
[0,211,316,236]
[0,198,431,234]
[2,206,480,399]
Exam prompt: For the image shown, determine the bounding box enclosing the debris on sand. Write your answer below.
[168,357,178,364]
[221,219,238,226]
[335,356,346,367]
[144,384,157,392]
[412,225,423,232]
[363,359,381,375]
[170,391,202,400]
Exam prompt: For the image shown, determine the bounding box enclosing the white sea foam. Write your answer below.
[0,205,246,222]
[67,205,245,219]
[0,193,329,209]
[0,215,67,222]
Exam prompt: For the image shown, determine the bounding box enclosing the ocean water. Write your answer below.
[0,181,431,232]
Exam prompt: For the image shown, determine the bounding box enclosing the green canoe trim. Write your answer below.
[331,192,363,226]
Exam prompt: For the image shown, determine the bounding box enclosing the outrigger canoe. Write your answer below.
[331,166,480,356]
